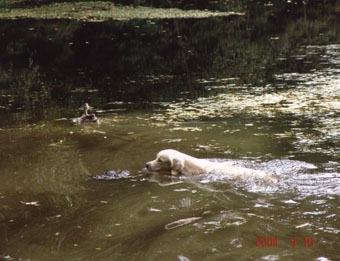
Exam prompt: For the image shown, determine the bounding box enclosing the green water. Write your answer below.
[1,1,340,260]
[1,111,339,260]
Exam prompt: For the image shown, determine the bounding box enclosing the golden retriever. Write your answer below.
[143,149,274,180]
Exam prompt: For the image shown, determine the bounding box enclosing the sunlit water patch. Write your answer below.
[144,44,340,159]
[163,44,340,121]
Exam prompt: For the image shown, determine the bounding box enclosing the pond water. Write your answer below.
[1,2,340,260]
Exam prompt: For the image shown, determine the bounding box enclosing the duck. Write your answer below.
[79,103,98,123]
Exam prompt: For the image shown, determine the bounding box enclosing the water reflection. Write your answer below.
[1,5,338,127]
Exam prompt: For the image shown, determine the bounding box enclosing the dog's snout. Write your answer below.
[145,163,150,169]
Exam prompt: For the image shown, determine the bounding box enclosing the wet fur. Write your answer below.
[144,149,275,180]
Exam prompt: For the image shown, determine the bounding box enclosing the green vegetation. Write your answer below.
[0,1,243,21]
[0,0,9,9]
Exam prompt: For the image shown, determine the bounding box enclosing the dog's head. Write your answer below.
[144,149,184,175]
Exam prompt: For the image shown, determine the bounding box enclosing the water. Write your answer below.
[1,2,340,260]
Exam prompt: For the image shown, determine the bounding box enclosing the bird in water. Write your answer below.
[79,103,98,123]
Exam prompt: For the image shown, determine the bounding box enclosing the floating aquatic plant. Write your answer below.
[142,44,340,157]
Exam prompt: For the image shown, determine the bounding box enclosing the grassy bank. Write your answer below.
[0,1,243,21]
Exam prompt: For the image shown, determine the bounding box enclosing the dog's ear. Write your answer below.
[169,156,184,175]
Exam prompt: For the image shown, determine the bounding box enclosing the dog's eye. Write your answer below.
[158,158,163,162]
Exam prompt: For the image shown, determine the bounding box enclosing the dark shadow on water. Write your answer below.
[0,3,339,126]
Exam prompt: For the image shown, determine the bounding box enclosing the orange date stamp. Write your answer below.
[255,237,314,247]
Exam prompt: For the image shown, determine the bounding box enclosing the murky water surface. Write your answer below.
[0,2,340,260]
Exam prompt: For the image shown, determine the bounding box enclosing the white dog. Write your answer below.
[144,149,274,180]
